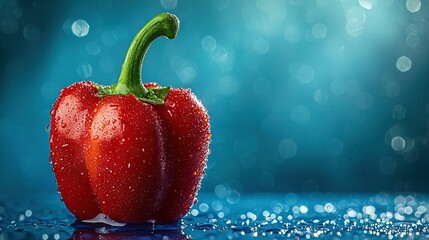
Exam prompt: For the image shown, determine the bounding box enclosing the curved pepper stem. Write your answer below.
[115,13,179,98]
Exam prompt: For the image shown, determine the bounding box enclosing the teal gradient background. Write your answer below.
[0,0,428,196]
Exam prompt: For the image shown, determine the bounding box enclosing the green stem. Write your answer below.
[114,13,179,97]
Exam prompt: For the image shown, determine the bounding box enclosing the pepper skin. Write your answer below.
[49,13,210,223]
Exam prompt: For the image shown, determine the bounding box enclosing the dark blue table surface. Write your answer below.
[1,193,429,239]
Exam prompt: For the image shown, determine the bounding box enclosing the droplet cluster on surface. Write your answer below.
[185,193,429,239]
[1,193,429,239]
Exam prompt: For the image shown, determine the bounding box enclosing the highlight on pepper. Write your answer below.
[49,13,211,224]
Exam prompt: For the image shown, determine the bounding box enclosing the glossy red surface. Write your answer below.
[86,94,165,223]
[154,88,211,222]
[50,82,211,223]
[50,82,100,219]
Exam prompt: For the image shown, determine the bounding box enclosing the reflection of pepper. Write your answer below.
[70,229,188,240]
[50,13,211,223]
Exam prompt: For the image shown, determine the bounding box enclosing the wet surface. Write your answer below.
[1,193,429,239]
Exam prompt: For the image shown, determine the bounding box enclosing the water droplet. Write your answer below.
[324,202,335,213]
[71,19,89,37]
[231,225,254,233]
[178,66,196,84]
[210,45,229,63]
[226,190,241,204]
[330,79,346,95]
[76,63,93,79]
[359,0,375,10]
[385,81,401,97]
[82,213,126,226]
[312,23,327,39]
[23,24,40,42]
[201,35,217,52]
[295,64,314,84]
[199,203,209,212]
[254,38,270,55]
[299,205,309,214]
[194,223,216,231]
[160,0,177,10]
[391,136,405,151]
[391,104,406,120]
[345,7,366,37]
[24,210,32,217]
[278,138,297,159]
[54,233,60,240]
[314,89,328,104]
[406,0,421,13]
[101,30,117,47]
[406,24,421,48]
[86,41,101,55]
[396,56,412,72]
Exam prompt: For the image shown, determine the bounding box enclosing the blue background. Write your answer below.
[0,0,428,197]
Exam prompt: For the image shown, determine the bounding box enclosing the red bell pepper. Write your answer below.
[49,13,211,223]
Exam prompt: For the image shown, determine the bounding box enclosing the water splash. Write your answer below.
[82,213,126,227]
